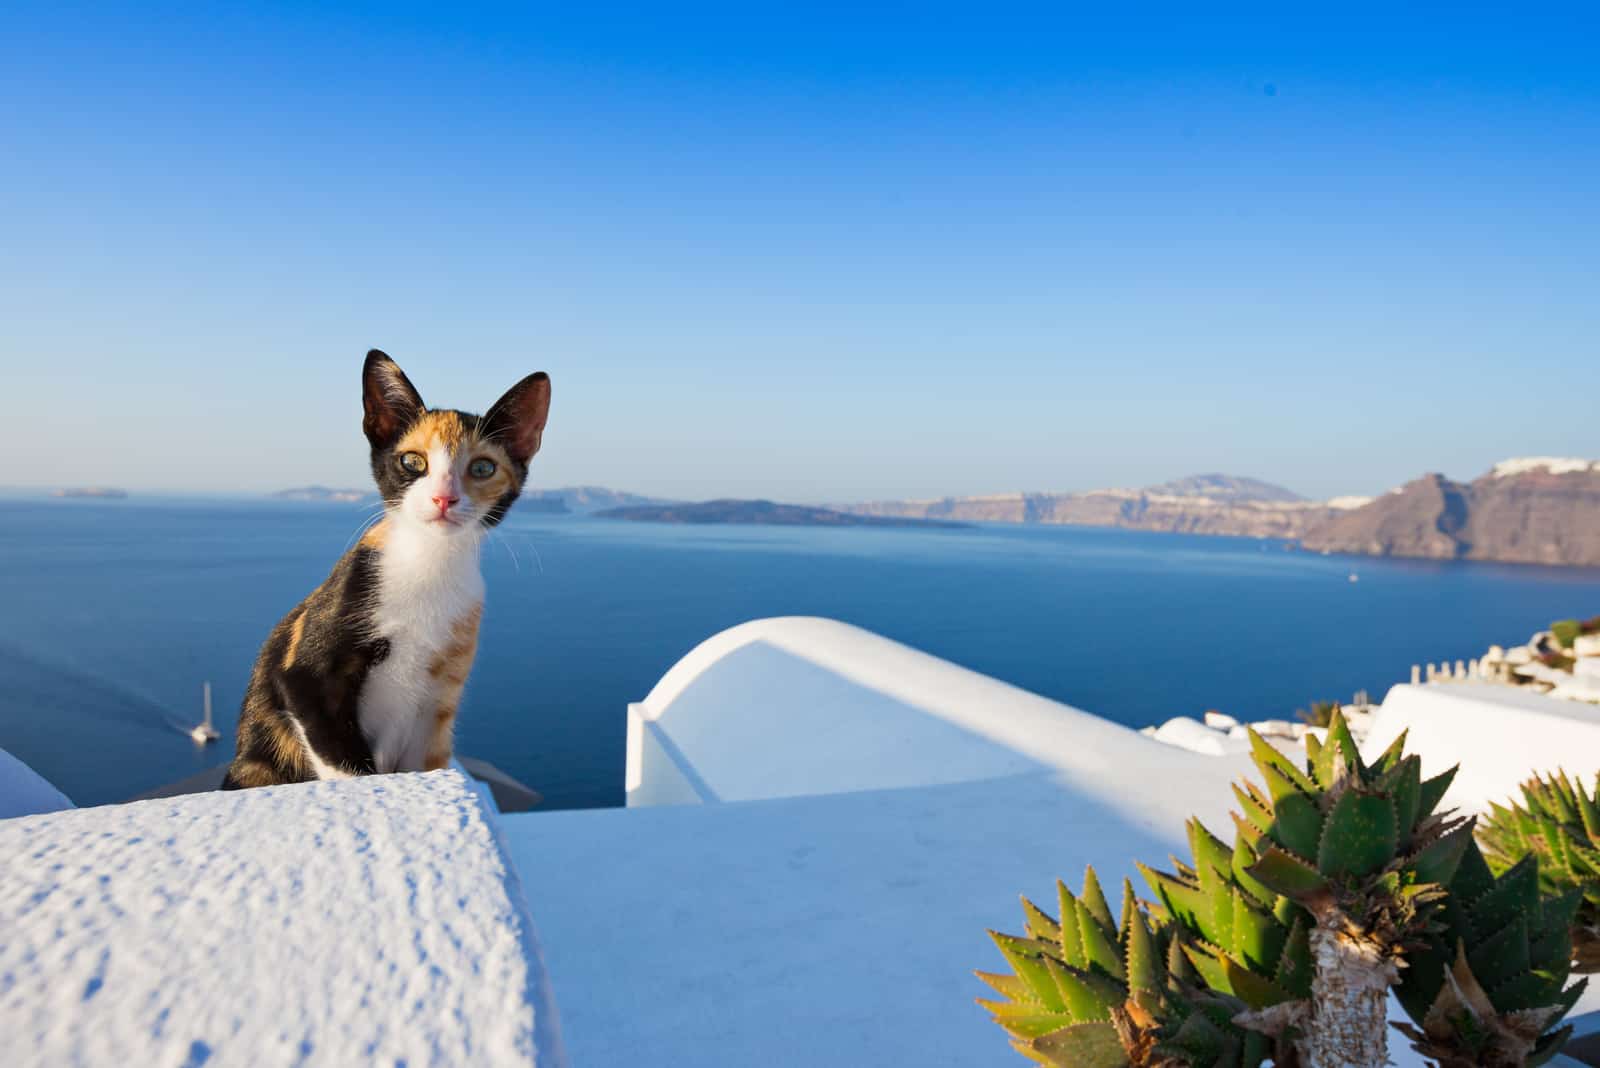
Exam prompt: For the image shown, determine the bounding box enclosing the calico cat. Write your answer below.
[221,350,551,789]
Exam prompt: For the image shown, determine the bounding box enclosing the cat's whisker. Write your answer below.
[491,530,521,574]
[341,510,389,555]
[344,511,385,550]
[513,532,546,575]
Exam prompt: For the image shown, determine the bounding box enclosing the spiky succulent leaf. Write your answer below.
[1273,915,1313,999]
[1246,844,1329,904]
[1232,783,1273,835]
[977,970,1034,1002]
[1079,899,1127,982]
[991,932,1068,1011]
[1123,896,1162,995]
[1479,769,1600,972]
[1397,838,1586,1066]
[1417,766,1459,823]
[1022,895,1060,942]
[1317,788,1398,879]
[1229,888,1287,974]
[983,870,1267,1067]
[1058,881,1087,970]
[1052,959,1123,1022]
[1367,727,1409,775]
[1268,789,1323,860]
[1080,867,1117,935]
[1469,855,1541,936]
[1248,731,1316,800]
[1410,821,1475,887]
[1025,1022,1129,1067]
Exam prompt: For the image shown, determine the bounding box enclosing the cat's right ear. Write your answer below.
[362,350,425,449]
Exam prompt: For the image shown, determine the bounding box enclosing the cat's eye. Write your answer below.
[399,452,428,475]
[468,458,497,479]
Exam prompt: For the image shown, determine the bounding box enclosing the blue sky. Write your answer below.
[3,3,1597,500]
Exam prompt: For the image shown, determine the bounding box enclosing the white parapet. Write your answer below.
[0,770,565,1068]
[1363,683,1600,814]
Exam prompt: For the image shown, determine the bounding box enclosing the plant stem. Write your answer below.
[1299,919,1396,1068]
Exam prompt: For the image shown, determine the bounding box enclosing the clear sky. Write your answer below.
[3,3,1597,501]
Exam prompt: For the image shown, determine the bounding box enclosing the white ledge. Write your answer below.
[1,769,564,1068]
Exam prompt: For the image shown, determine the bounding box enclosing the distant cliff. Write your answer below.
[52,487,129,499]
[845,474,1361,538]
[521,486,670,513]
[271,486,372,503]
[598,499,968,528]
[1300,460,1600,567]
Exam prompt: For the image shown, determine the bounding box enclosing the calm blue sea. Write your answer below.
[4,497,1599,810]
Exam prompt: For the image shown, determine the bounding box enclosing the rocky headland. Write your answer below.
[844,473,1366,539]
[844,459,1600,567]
[1300,459,1600,567]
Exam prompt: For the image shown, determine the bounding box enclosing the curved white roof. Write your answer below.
[630,615,1252,829]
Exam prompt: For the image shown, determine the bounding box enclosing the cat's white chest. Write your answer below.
[359,533,484,772]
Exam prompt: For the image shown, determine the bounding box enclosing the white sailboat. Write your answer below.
[190,681,220,744]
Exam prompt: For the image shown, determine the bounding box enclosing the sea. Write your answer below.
[4,496,1599,811]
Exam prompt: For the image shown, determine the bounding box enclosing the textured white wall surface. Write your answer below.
[1364,682,1600,814]
[0,769,564,1068]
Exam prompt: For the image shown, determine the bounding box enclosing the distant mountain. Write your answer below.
[53,487,128,499]
[521,486,673,514]
[271,486,373,503]
[597,499,969,529]
[843,475,1355,538]
[1300,459,1600,567]
[1145,474,1305,504]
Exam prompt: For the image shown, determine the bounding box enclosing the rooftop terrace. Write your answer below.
[4,616,1599,1066]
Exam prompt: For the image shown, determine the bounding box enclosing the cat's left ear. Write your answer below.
[362,349,426,449]
[482,372,551,466]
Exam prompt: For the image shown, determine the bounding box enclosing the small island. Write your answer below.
[271,486,373,503]
[595,499,970,528]
[52,487,128,499]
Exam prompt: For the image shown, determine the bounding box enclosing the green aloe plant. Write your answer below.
[978,868,1267,1067]
[1395,838,1589,1066]
[980,711,1589,1067]
[1479,770,1600,972]
[1149,714,1474,1068]
[1135,815,1304,1066]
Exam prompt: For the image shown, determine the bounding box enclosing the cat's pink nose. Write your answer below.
[432,493,461,514]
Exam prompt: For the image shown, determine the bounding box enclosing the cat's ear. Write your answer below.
[482,372,551,466]
[362,350,425,449]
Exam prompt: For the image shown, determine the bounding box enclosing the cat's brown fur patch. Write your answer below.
[281,612,307,670]
[423,606,481,770]
[265,714,311,778]
[360,520,389,549]
[223,758,281,789]
[396,410,468,456]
